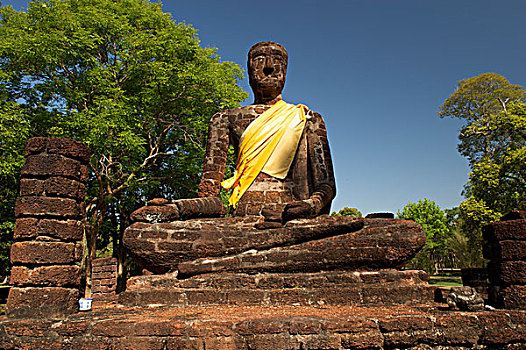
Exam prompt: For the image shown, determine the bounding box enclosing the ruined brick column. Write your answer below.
[7,137,90,318]
[483,211,526,309]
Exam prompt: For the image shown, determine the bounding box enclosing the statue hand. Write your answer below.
[282,199,318,223]
[255,208,283,229]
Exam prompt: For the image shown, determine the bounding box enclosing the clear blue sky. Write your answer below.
[4,0,526,215]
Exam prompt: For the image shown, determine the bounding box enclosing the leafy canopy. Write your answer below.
[0,0,248,274]
[439,72,526,166]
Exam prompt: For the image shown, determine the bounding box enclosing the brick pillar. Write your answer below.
[91,257,118,303]
[7,137,91,318]
[483,211,526,309]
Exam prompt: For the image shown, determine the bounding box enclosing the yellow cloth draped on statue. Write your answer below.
[221,100,308,208]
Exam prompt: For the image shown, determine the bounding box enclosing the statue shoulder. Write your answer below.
[305,108,326,126]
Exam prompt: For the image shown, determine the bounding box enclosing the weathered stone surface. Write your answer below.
[15,196,81,218]
[379,315,435,347]
[125,216,370,274]
[446,286,484,311]
[2,303,526,349]
[92,257,118,297]
[127,270,428,290]
[125,217,423,275]
[14,218,83,241]
[131,197,225,224]
[21,154,88,181]
[483,219,526,242]
[147,198,170,206]
[6,287,79,318]
[483,240,526,260]
[10,265,80,287]
[175,197,225,220]
[25,136,91,162]
[178,218,424,276]
[120,270,434,307]
[130,204,180,223]
[10,241,78,265]
[497,285,526,310]
[488,261,526,285]
[19,177,86,199]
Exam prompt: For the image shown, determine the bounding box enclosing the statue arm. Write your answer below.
[306,111,336,213]
[198,111,230,198]
[282,111,335,222]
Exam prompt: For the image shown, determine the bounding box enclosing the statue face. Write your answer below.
[248,42,288,101]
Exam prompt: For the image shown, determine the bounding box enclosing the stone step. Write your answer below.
[119,270,434,307]
[119,285,435,308]
[127,269,428,289]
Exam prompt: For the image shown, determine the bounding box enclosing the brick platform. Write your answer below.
[119,270,435,308]
[1,302,525,349]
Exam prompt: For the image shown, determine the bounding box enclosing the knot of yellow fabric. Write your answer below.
[221,100,308,208]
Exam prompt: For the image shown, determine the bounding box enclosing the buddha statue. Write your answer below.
[123,42,425,276]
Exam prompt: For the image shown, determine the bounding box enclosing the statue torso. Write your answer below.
[199,102,333,217]
[225,104,307,216]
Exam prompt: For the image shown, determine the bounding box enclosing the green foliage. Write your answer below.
[439,73,526,268]
[0,101,30,277]
[439,73,526,166]
[446,229,482,269]
[456,197,501,267]
[397,199,453,274]
[0,0,247,276]
[331,207,362,218]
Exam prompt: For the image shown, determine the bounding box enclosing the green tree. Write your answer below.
[439,73,526,267]
[331,207,362,218]
[0,101,30,277]
[397,199,453,274]
[439,73,526,166]
[0,0,247,289]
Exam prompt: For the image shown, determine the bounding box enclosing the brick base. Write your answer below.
[119,270,435,307]
[1,303,526,349]
[6,287,79,318]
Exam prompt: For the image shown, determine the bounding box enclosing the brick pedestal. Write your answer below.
[6,137,90,318]
[483,210,526,309]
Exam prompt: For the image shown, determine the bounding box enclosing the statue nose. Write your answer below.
[263,56,274,76]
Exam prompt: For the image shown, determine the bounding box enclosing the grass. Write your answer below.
[429,275,463,287]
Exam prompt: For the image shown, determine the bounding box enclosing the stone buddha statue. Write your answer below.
[123,42,425,276]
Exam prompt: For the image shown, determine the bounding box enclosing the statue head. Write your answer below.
[248,41,288,104]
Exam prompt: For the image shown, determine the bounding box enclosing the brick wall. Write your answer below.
[483,211,526,309]
[91,257,118,302]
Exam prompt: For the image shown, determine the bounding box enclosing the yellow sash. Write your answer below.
[221,100,308,208]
